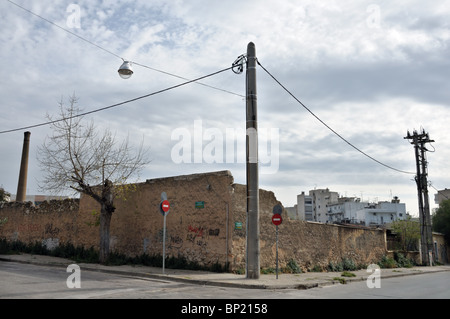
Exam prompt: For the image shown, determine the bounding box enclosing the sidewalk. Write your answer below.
[1,253,449,290]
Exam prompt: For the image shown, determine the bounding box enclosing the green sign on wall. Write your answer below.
[235,222,243,230]
[195,201,205,209]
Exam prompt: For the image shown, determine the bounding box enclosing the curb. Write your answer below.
[1,255,449,290]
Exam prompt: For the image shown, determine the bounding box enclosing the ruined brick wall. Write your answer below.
[77,170,234,268]
[230,184,387,272]
[0,171,234,268]
[230,184,285,271]
[0,199,79,249]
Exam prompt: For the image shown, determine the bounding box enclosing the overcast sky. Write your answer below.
[1,0,449,216]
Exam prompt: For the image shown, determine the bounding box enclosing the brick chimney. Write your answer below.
[16,131,31,202]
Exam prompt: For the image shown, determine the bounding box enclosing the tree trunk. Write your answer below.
[99,203,113,263]
[98,179,115,263]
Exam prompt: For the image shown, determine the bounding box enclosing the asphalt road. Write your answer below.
[1,261,449,300]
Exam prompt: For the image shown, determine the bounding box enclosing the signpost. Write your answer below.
[272,205,283,279]
[159,193,170,274]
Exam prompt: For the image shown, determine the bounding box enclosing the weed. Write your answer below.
[341,271,356,277]
[333,277,347,284]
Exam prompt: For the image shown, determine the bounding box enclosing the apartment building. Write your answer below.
[327,196,407,227]
[296,188,338,223]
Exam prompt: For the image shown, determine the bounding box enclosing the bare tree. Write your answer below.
[37,95,150,263]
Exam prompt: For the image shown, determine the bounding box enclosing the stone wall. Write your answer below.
[230,184,387,272]
[77,170,234,268]
[1,170,389,272]
[0,199,79,249]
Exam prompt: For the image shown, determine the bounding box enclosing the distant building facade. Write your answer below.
[327,196,407,227]
[289,188,407,227]
[296,188,338,223]
[434,188,450,206]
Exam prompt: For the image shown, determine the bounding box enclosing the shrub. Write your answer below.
[260,267,276,274]
[328,258,360,272]
[285,259,302,274]
[311,265,323,272]
[394,252,414,268]
[0,239,229,272]
[0,238,10,254]
[342,258,357,271]
[378,255,397,268]
[327,261,343,272]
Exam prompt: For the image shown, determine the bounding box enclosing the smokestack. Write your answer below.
[16,131,31,202]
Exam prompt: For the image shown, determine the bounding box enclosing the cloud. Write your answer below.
[0,0,448,217]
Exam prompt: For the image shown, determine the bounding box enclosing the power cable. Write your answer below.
[6,0,244,98]
[429,183,449,200]
[256,59,416,175]
[6,0,122,60]
[2,1,424,175]
[0,66,234,134]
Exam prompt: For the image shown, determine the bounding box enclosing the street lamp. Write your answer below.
[118,61,133,79]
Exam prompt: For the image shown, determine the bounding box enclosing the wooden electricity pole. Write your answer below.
[246,42,260,279]
[404,129,435,265]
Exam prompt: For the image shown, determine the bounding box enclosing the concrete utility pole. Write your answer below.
[246,42,260,279]
[404,129,435,265]
[16,131,31,202]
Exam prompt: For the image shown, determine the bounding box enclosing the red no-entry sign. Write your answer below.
[161,200,170,213]
[272,214,282,226]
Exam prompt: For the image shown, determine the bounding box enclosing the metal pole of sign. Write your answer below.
[272,205,282,280]
[159,193,169,275]
[163,214,166,274]
[276,225,279,280]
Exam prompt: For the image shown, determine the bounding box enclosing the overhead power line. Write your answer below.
[6,0,244,98]
[256,59,415,175]
[0,66,234,134]
[3,1,421,176]
[7,0,122,60]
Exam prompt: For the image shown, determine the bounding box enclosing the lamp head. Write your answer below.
[118,61,133,79]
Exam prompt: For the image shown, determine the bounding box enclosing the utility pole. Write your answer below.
[404,129,435,265]
[246,42,260,279]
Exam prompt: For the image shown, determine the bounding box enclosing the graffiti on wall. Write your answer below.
[185,225,221,251]
[12,223,62,239]
[149,224,223,254]
[17,224,41,232]
[45,223,60,237]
